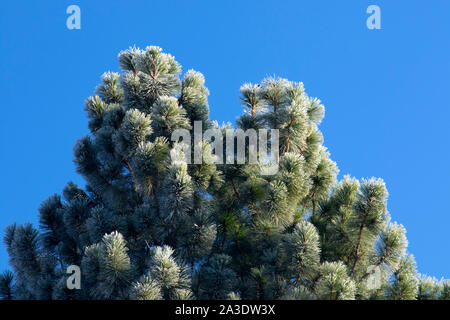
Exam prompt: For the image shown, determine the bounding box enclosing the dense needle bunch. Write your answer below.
[0,46,447,300]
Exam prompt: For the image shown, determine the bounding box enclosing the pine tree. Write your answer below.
[1,45,447,300]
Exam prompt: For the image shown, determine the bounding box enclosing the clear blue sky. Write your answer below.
[1,1,449,278]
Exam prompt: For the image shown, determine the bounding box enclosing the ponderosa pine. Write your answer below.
[0,45,448,300]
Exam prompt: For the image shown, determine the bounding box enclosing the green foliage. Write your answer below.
[314,262,356,300]
[2,45,446,300]
[417,275,450,300]
[385,255,418,300]
[289,221,321,284]
[0,270,14,300]
[146,246,192,300]
[130,275,162,300]
[194,254,237,300]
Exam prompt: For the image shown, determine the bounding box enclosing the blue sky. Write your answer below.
[0,1,449,278]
